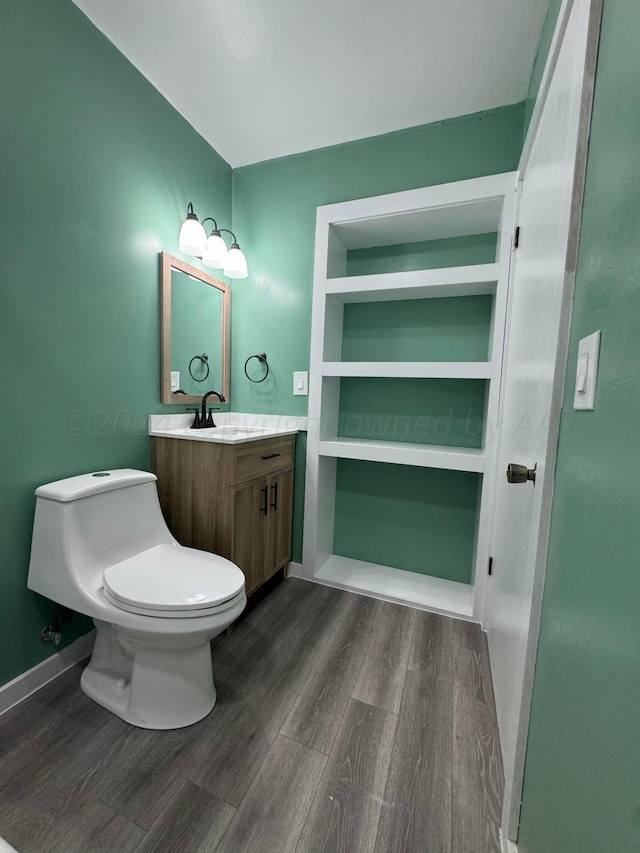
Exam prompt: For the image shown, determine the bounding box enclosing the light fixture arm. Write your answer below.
[217,228,239,244]
[201,217,219,232]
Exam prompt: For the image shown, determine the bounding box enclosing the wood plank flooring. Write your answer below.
[0,579,503,852]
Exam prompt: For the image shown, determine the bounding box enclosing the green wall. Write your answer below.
[0,0,232,685]
[233,105,525,567]
[518,1,640,850]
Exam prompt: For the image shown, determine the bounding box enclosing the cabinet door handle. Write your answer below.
[270,481,278,511]
[260,485,269,515]
[261,452,281,460]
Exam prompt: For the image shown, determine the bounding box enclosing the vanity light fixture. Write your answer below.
[178,204,248,279]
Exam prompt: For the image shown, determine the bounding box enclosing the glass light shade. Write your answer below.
[223,243,248,279]
[202,232,228,268]
[178,215,206,256]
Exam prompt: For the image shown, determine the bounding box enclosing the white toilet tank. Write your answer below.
[28,469,175,611]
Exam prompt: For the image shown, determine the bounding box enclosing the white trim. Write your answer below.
[287,561,304,578]
[519,0,575,174]
[501,832,519,853]
[469,174,518,625]
[0,630,95,715]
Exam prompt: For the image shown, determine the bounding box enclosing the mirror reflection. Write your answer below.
[161,253,230,404]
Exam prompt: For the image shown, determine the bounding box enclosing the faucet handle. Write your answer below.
[187,407,201,429]
[206,409,217,427]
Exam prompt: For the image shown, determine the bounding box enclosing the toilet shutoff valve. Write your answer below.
[40,624,62,645]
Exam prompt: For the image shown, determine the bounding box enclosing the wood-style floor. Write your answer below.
[0,578,503,853]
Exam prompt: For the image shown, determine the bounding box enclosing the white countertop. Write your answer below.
[149,412,306,444]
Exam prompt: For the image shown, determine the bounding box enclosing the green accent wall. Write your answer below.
[0,0,232,685]
[518,1,640,850]
[233,105,525,567]
[334,461,479,583]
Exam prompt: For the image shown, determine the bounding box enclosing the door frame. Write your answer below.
[486,0,604,843]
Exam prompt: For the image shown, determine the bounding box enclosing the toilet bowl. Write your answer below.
[27,469,246,729]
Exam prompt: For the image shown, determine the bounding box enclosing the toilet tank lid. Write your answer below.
[35,469,157,502]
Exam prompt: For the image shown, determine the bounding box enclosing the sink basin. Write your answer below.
[212,426,267,436]
[189,426,274,441]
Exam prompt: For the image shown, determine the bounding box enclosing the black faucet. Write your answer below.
[189,390,226,429]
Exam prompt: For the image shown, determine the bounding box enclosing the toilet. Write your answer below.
[27,469,246,730]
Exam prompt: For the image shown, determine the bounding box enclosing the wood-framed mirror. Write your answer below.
[161,252,230,404]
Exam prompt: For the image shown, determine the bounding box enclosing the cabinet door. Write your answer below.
[232,479,267,595]
[264,468,294,581]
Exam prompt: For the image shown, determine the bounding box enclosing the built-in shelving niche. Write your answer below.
[336,378,488,450]
[302,173,518,620]
[343,231,498,277]
[333,459,480,585]
[341,295,493,363]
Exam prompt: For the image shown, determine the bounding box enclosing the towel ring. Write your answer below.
[188,353,210,382]
[244,352,269,383]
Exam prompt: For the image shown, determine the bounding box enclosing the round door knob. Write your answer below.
[506,463,537,484]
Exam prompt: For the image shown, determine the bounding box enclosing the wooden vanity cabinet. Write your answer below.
[151,434,295,596]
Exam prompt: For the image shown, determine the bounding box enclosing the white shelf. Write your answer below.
[326,263,499,303]
[319,175,517,248]
[322,361,492,379]
[313,555,474,619]
[319,438,485,472]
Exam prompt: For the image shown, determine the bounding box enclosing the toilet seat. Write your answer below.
[102,543,245,619]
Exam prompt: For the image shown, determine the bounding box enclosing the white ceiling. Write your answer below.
[71,0,548,168]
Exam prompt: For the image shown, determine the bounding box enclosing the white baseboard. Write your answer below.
[287,561,304,579]
[0,630,96,716]
[501,830,518,853]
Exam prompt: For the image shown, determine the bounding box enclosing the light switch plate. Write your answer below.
[573,330,601,410]
[170,371,180,392]
[293,371,308,396]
